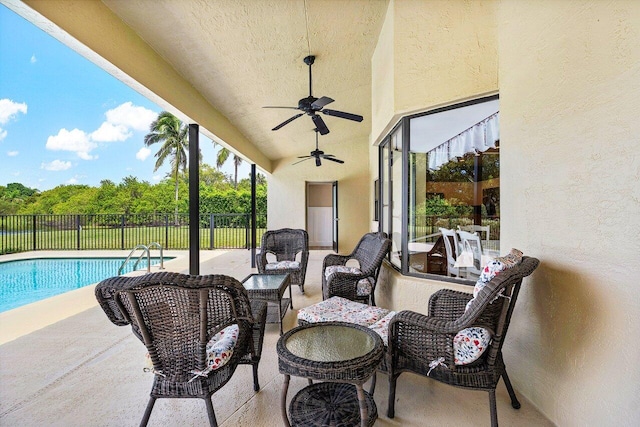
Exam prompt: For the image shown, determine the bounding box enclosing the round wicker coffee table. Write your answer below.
[276,321,384,427]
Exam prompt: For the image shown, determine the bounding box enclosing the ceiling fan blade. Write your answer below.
[322,156,345,164]
[311,114,330,135]
[315,156,322,167]
[263,106,300,110]
[297,155,312,159]
[272,113,304,131]
[322,109,363,122]
[292,157,312,165]
[311,96,334,109]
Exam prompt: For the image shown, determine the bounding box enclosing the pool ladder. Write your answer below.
[118,242,165,275]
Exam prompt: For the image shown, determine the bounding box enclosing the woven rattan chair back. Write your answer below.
[322,232,391,305]
[256,228,309,293]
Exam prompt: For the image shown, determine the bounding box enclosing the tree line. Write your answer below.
[0,167,266,216]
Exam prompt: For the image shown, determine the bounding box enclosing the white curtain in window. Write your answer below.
[428,112,499,171]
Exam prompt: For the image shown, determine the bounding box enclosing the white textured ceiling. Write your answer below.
[101,0,388,163]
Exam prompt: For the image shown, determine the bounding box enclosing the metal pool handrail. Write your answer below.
[147,242,165,270]
[118,244,150,275]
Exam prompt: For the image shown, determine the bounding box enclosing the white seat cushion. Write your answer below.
[368,310,397,346]
[265,260,300,270]
[296,296,389,327]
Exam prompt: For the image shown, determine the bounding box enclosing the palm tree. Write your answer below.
[144,111,188,225]
[215,144,243,189]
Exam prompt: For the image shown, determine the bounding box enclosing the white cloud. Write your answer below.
[46,128,97,160]
[136,147,151,161]
[152,174,162,182]
[7,150,18,156]
[44,102,156,161]
[41,159,72,171]
[104,102,156,131]
[30,55,37,64]
[0,99,28,124]
[91,122,131,142]
[0,99,28,141]
[66,177,79,184]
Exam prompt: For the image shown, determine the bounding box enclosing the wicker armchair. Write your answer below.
[256,228,309,293]
[322,232,391,305]
[95,272,267,427]
[387,256,540,427]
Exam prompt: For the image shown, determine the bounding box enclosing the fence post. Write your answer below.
[211,214,216,249]
[164,214,169,249]
[121,214,125,250]
[76,214,81,250]
[32,215,37,251]
[245,214,249,249]
[209,214,214,250]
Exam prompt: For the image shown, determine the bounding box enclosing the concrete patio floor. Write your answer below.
[0,250,553,426]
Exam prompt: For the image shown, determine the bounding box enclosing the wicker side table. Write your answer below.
[242,273,291,335]
[277,322,384,427]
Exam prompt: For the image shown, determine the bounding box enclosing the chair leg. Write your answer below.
[502,370,521,409]
[205,398,218,427]
[368,371,377,395]
[140,396,156,427]
[252,361,260,391]
[489,389,498,427]
[387,374,397,418]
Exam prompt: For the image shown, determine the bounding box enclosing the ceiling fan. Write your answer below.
[293,129,345,167]
[264,55,363,135]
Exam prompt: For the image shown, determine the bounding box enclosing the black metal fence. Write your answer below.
[0,213,267,254]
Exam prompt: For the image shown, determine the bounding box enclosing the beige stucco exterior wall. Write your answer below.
[498,1,640,425]
[371,0,499,314]
[371,0,640,425]
[267,135,370,253]
[371,0,498,145]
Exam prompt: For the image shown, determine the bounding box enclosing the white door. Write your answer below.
[307,183,334,247]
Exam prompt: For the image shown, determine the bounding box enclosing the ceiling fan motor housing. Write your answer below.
[298,96,319,112]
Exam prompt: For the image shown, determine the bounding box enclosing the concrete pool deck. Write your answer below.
[0,249,553,426]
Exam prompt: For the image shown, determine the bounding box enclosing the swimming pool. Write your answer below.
[0,257,170,313]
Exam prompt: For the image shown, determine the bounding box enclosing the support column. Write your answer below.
[189,124,200,275]
[251,163,257,268]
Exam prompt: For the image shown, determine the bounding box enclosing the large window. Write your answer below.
[378,96,499,281]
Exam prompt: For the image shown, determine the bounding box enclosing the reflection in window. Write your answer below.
[379,96,500,281]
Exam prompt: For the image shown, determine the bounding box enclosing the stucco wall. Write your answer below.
[267,136,370,253]
[498,1,640,425]
[372,0,640,425]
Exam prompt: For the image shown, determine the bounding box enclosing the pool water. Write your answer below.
[0,257,169,313]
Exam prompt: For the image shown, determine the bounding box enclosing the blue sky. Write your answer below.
[0,5,249,191]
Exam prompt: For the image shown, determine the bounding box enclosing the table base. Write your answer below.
[289,382,377,427]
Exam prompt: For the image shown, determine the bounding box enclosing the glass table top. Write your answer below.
[243,274,288,290]
[285,324,376,362]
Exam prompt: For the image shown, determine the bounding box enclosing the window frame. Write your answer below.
[377,94,499,284]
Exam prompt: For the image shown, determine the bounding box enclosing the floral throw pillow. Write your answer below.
[143,324,239,377]
[453,249,523,365]
[453,327,492,365]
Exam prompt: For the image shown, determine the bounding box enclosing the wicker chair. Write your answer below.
[387,256,540,427]
[95,272,267,427]
[256,228,309,293]
[322,231,391,305]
